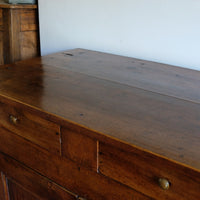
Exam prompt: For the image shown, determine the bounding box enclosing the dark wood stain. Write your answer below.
[0,153,77,200]
[0,129,152,200]
[0,49,200,170]
[0,49,199,199]
[0,4,39,65]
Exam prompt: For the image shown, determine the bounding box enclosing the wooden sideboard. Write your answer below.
[0,3,39,65]
[0,49,200,200]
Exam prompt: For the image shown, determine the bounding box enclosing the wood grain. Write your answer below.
[0,31,4,65]
[20,31,39,60]
[2,8,12,63]
[0,49,200,199]
[20,9,38,32]
[0,6,39,65]
[0,97,61,155]
[0,173,5,200]
[99,142,200,200]
[0,173,4,200]
[10,9,22,64]
[0,126,152,200]
[42,49,200,104]
[0,8,3,63]
[8,181,39,200]
[0,153,77,200]
[0,3,37,9]
[0,173,9,200]
[62,127,98,170]
[0,8,3,28]
[0,52,200,171]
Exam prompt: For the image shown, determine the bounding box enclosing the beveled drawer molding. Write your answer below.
[0,153,79,200]
[0,96,61,155]
[0,123,152,200]
[98,142,200,200]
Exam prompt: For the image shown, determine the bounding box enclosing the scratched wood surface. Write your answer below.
[0,49,200,172]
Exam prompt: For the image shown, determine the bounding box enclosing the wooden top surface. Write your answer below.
[0,3,37,9]
[0,49,200,171]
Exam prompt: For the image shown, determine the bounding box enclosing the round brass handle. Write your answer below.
[9,115,18,125]
[158,178,170,190]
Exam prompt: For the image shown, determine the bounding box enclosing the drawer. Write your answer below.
[99,143,200,200]
[0,153,79,200]
[0,98,61,155]
[0,129,153,200]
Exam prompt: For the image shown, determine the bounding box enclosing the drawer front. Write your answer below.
[0,98,61,155]
[0,153,78,200]
[0,128,153,200]
[99,143,200,200]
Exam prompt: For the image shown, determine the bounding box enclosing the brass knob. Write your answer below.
[9,115,18,125]
[158,178,170,190]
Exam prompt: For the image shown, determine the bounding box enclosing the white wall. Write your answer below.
[38,0,200,71]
